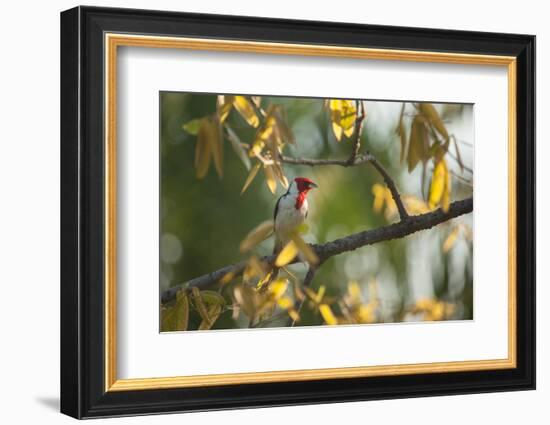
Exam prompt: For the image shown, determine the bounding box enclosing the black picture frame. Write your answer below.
[61,5,535,419]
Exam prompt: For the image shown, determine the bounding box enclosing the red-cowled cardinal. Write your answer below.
[273,177,318,254]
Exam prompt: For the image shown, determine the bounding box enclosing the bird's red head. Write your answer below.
[294,177,318,193]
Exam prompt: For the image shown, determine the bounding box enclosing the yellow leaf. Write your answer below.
[241,162,261,195]
[319,304,338,325]
[429,159,451,212]
[264,164,277,194]
[328,99,356,142]
[277,296,293,310]
[316,286,326,304]
[403,195,430,215]
[331,122,343,142]
[195,118,212,179]
[357,304,376,323]
[372,183,386,213]
[269,278,289,299]
[217,95,234,123]
[275,240,299,267]
[233,96,259,128]
[239,220,274,252]
[344,125,355,138]
[290,232,319,265]
[419,103,449,141]
[347,281,362,305]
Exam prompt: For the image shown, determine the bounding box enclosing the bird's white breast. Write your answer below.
[274,194,308,241]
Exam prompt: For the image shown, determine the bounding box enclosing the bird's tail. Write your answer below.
[273,236,283,256]
[259,236,282,293]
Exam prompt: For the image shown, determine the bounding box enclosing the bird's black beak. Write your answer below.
[309,182,318,189]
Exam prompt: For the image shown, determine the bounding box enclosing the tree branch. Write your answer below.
[280,153,409,221]
[161,197,472,304]
[289,266,318,327]
[347,100,366,165]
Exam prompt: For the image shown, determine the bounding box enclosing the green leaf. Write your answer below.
[200,290,226,307]
[199,304,222,330]
[195,118,212,179]
[182,118,202,135]
[160,291,189,332]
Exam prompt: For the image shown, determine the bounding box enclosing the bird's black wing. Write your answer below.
[273,194,283,221]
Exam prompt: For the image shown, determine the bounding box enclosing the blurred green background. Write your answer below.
[160,92,473,330]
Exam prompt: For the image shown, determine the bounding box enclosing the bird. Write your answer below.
[273,177,318,255]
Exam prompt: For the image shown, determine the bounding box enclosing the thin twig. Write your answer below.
[281,154,410,221]
[368,157,410,221]
[288,266,318,327]
[347,101,366,165]
[161,197,472,303]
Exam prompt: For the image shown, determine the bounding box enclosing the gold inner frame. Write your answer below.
[104,33,517,392]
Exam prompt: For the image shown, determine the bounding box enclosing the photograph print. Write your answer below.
[159,93,474,332]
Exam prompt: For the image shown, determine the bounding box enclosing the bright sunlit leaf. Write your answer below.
[269,278,289,299]
[233,96,259,128]
[277,296,293,310]
[347,281,362,304]
[319,304,338,325]
[275,240,299,267]
[429,159,452,212]
[328,99,357,141]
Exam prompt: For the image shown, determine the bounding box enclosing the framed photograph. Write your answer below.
[60,6,535,419]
